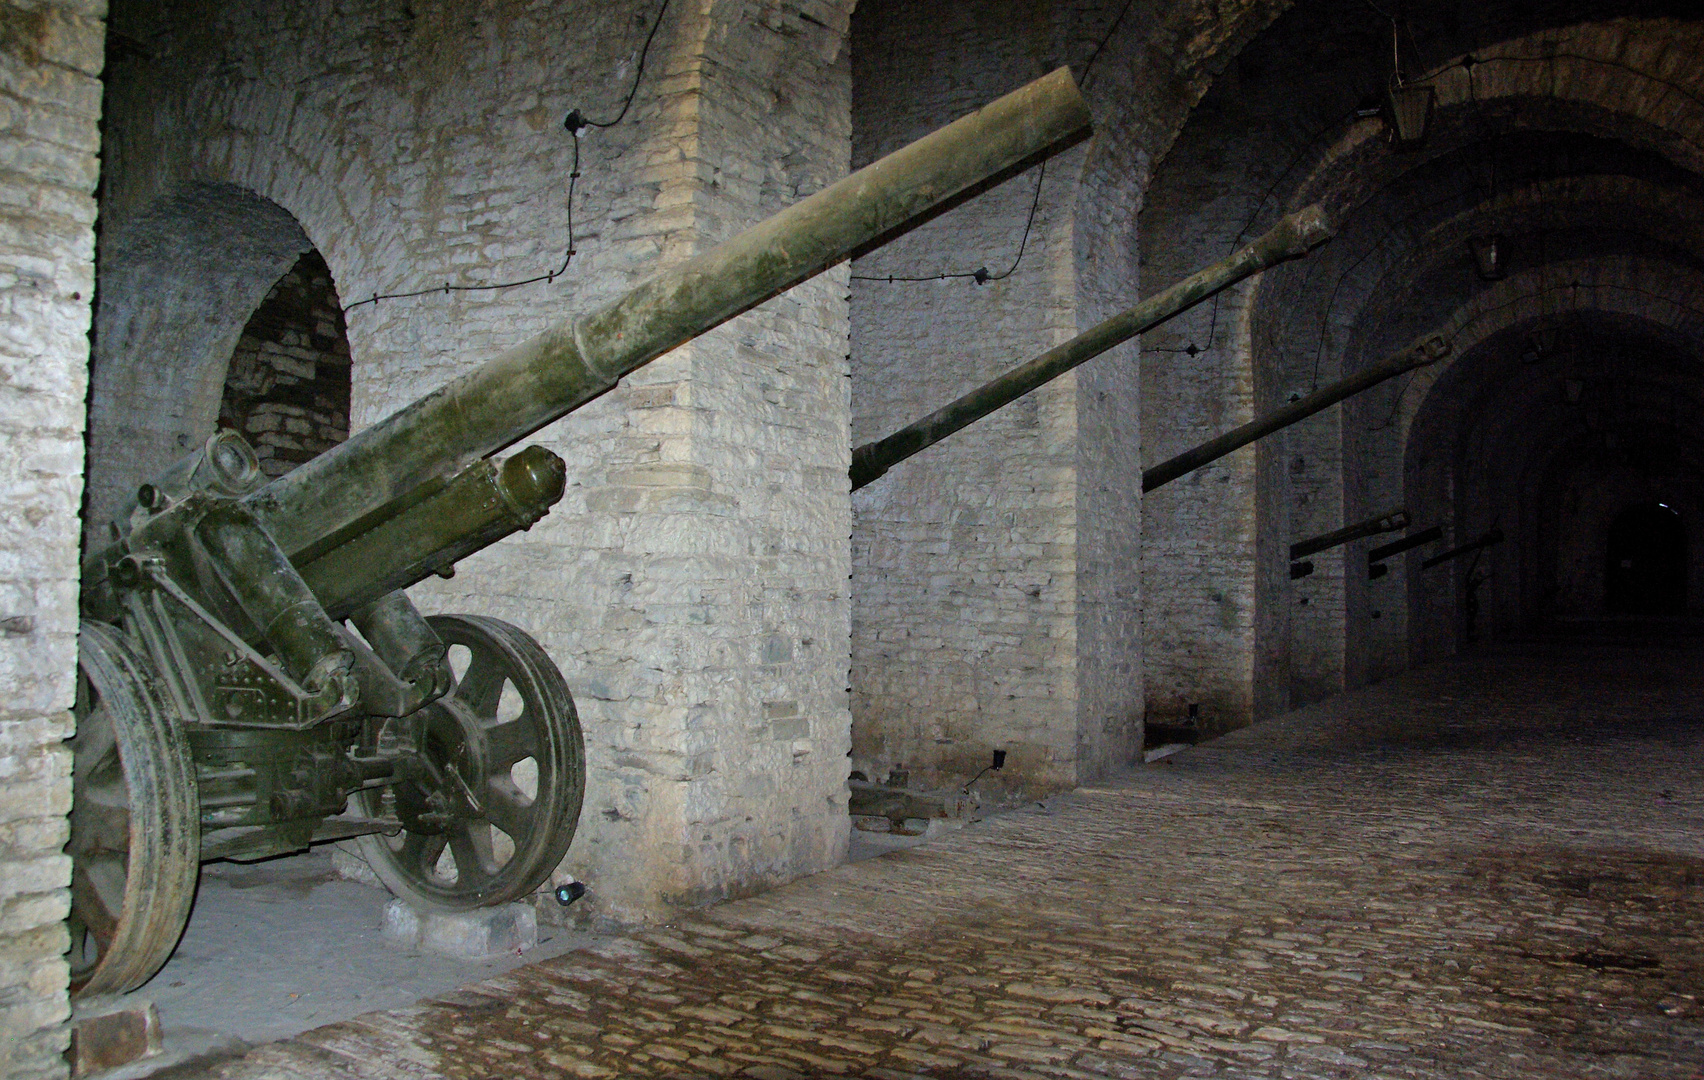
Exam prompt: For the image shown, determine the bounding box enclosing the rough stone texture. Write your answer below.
[381,899,538,961]
[93,0,857,923]
[848,2,1099,796]
[217,250,351,478]
[152,639,1704,1080]
[1142,7,1704,728]
[848,0,1287,794]
[0,0,103,1076]
[84,182,311,543]
[67,995,161,1076]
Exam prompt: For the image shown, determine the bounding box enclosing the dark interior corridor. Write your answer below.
[1606,502,1688,615]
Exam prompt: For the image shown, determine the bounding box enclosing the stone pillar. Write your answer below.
[0,2,105,1076]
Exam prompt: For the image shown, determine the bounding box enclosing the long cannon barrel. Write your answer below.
[243,68,1094,562]
[1290,508,1409,561]
[1367,524,1443,579]
[1368,524,1443,565]
[849,205,1333,491]
[1143,333,1451,494]
[1421,528,1504,570]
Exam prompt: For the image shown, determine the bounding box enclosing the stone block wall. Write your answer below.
[846,0,1281,788]
[1136,141,1272,734]
[217,250,351,478]
[0,1,103,1075]
[93,0,856,923]
[847,1,1097,797]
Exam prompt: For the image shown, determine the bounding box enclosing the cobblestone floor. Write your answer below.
[180,641,1704,1079]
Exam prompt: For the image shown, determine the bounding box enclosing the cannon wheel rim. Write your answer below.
[358,614,584,912]
[67,620,200,997]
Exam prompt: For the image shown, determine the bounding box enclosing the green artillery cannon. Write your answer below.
[67,69,1092,996]
[850,204,1334,491]
[1142,333,1452,493]
[1289,508,1409,578]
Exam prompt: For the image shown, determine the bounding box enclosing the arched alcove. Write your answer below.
[86,182,314,544]
[217,250,352,479]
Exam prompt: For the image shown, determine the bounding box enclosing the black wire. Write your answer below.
[1080,0,1136,89]
[344,0,669,312]
[850,161,1046,284]
[854,0,1129,287]
[1145,105,1362,355]
[345,137,584,312]
[580,0,672,129]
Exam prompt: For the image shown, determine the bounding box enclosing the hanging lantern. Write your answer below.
[1386,82,1434,145]
[1469,234,1508,280]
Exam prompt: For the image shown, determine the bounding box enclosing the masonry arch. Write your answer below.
[85,183,317,541]
[1139,1,1704,727]
[1401,304,1704,656]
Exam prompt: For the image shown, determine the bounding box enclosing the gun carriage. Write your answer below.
[68,69,1092,995]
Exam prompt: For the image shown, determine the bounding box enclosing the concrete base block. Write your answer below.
[381,898,538,959]
[329,840,385,889]
[69,995,162,1077]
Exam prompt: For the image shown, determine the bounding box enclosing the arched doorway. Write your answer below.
[86,183,315,544]
[1605,502,1687,615]
[217,250,352,478]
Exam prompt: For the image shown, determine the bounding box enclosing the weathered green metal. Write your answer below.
[1421,528,1504,570]
[1290,508,1409,561]
[249,67,1094,562]
[849,204,1334,491]
[69,71,1097,995]
[1143,334,1451,493]
[299,446,567,619]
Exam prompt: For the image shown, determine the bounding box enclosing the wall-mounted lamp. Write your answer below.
[1387,82,1434,146]
[1469,234,1508,280]
[1564,378,1584,404]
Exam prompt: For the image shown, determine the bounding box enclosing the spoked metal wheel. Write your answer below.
[67,621,200,997]
[357,614,584,911]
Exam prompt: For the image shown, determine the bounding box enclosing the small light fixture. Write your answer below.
[1469,234,1508,280]
[1387,82,1434,146]
[1564,378,1584,404]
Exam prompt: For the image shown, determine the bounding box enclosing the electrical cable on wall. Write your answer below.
[851,0,1133,287]
[344,0,670,312]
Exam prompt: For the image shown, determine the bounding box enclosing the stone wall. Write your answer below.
[217,250,351,478]
[0,1,104,1076]
[847,0,1093,796]
[94,0,856,923]
[848,0,1290,786]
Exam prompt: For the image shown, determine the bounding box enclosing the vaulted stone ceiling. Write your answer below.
[1140,0,1704,716]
